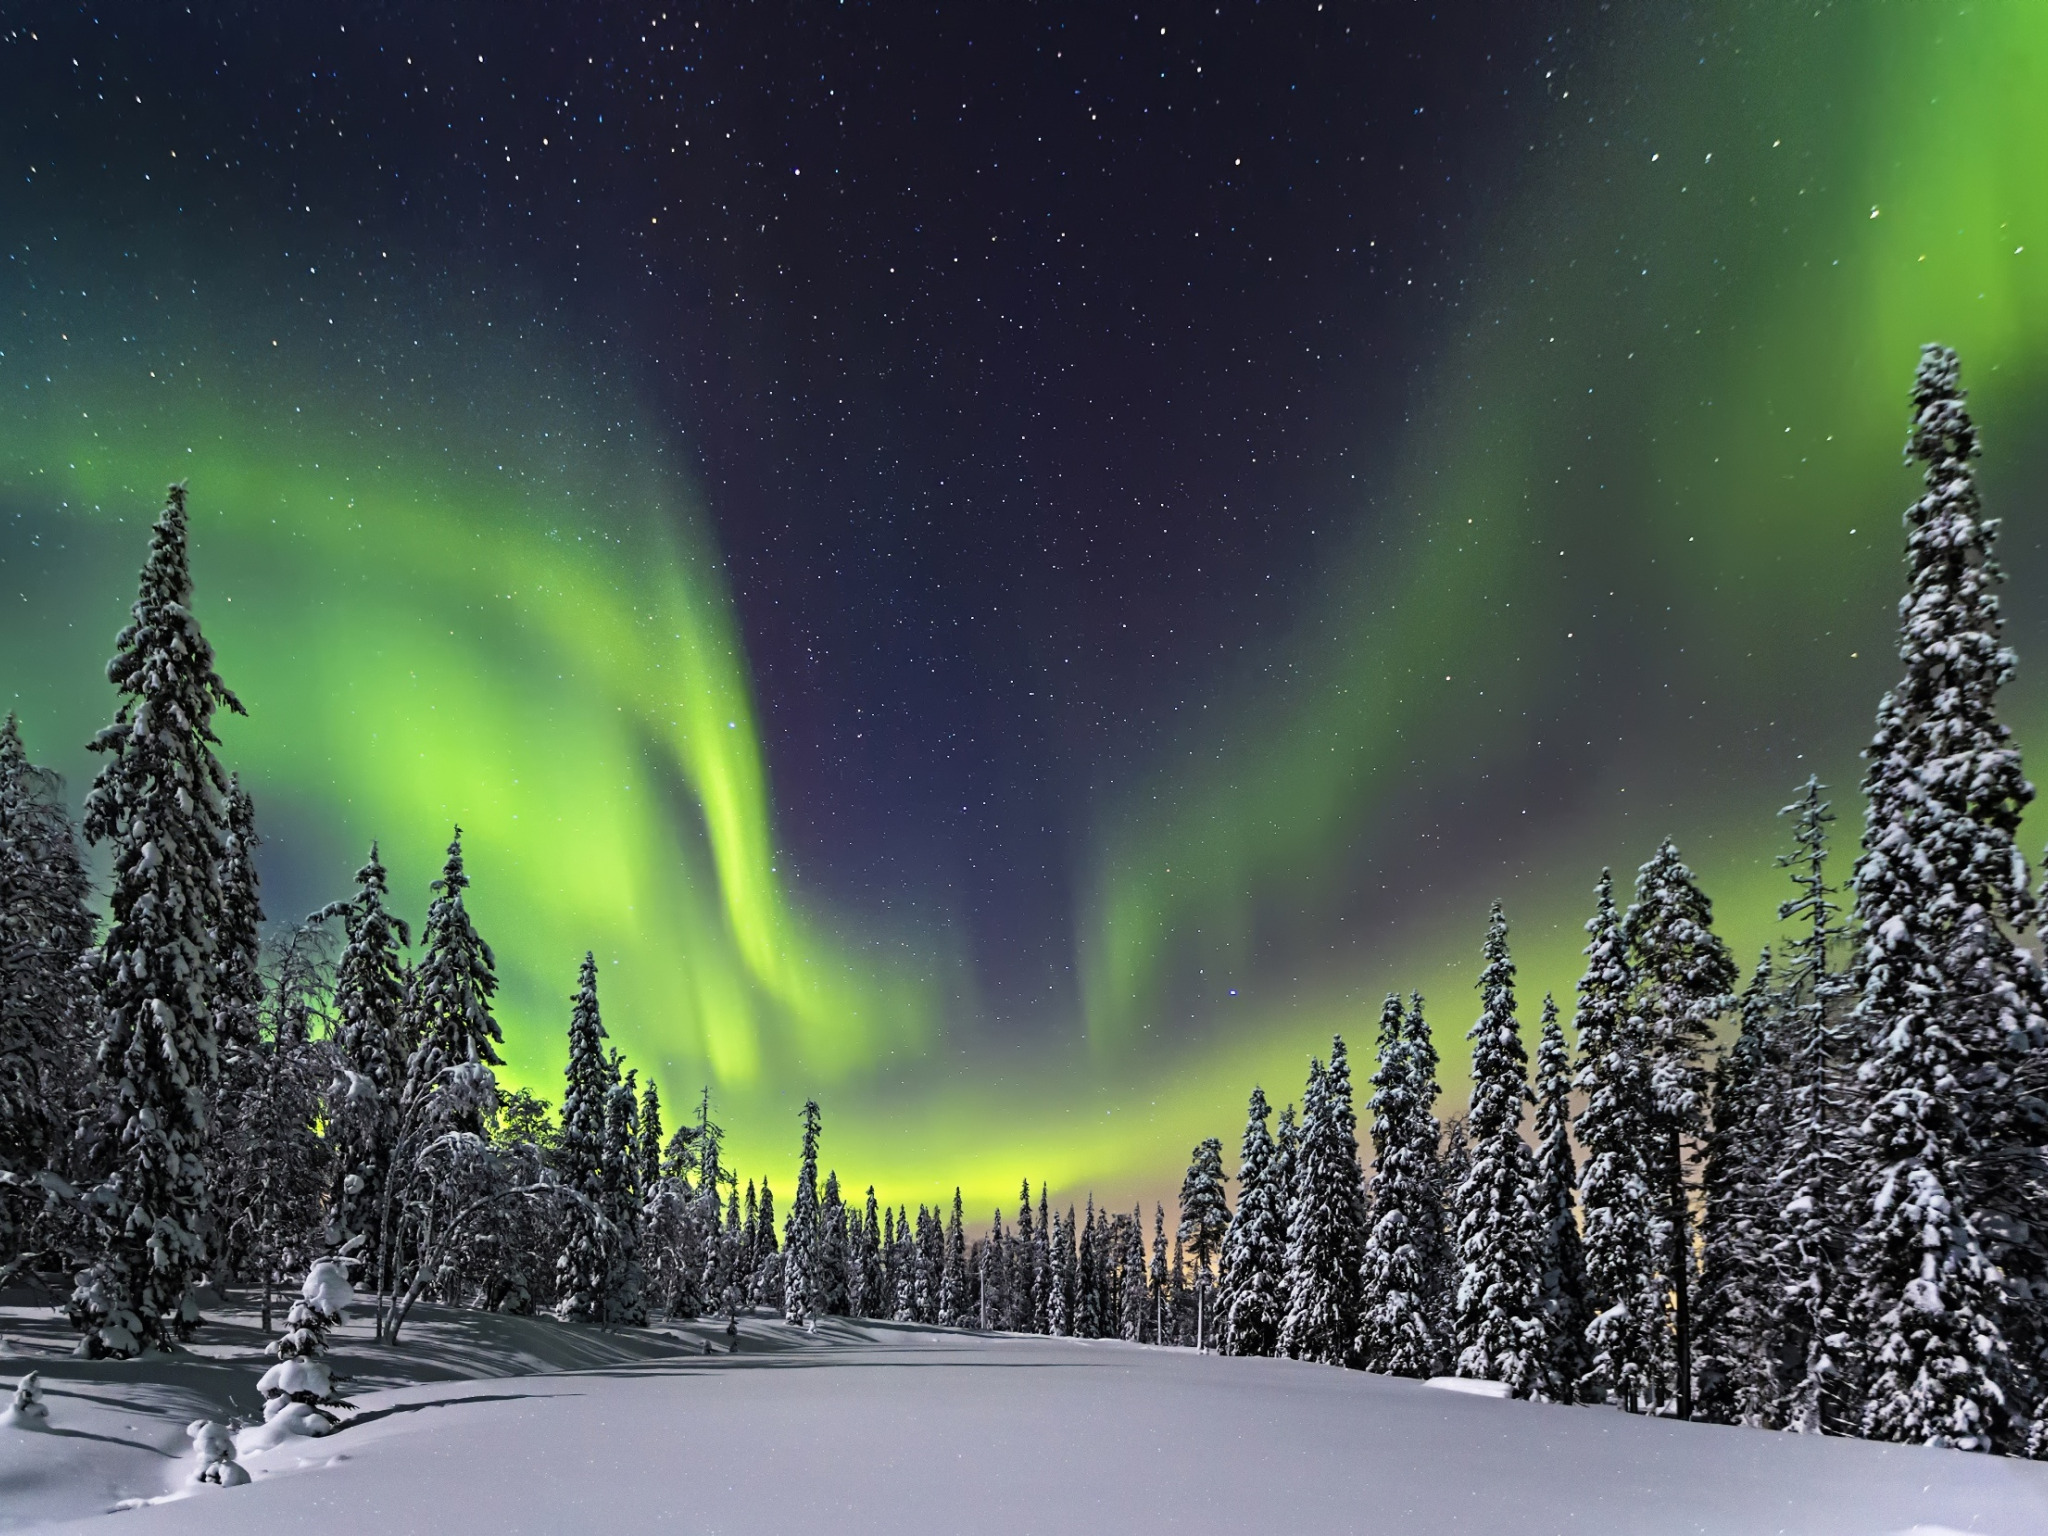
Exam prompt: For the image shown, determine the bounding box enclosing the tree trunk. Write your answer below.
[1671,1128,1692,1420]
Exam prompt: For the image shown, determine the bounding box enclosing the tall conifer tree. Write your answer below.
[76,485,244,1355]
[555,954,611,1323]
[1848,345,2042,1452]
[1451,904,1544,1395]
[1531,995,1590,1402]
[1575,869,1658,1409]
[783,1100,822,1325]
[1280,1040,1365,1364]
[408,830,502,1134]
[1625,838,1738,1419]
[1359,993,1445,1377]
[1219,1087,1285,1357]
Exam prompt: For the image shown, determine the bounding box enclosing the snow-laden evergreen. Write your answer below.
[1219,1086,1285,1356]
[1695,952,1782,1425]
[1280,1039,1365,1364]
[256,1258,356,1438]
[407,830,503,1136]
[1575,868,1659,1410]
[1177,1135,1230,1350]
[555,954,611,1324]
[0,714,95,1254]
[939,1188,967,1327]
[783,1100,823,1326]
[75,484,244,1355]
[1450,904,1544,1396]
[1531,994,1590,1402]
[1847,344,2044,1453]
[316,846,412,1267]
[1625,838,1738,1419]
[601,1064,647,1324]
[1767,776,1855,1434]
[1358,992,1446,1378]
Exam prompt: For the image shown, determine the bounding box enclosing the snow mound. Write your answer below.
[1425,1374,1512,1398]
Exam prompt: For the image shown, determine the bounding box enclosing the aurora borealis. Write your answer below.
[3,4,2045,1211]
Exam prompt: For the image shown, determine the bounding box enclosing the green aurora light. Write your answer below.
[3,4,2047,1211]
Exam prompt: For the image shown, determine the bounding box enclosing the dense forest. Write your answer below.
[2,346,2043,1458]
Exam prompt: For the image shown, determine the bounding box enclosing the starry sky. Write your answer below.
[3,3,2046,1213]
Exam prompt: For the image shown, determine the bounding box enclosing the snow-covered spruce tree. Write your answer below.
[315,846,411,1268]
[1280,1040,1366,1364]
[1575,869,1659,1410]
[783,1100,822,1326]
[981,1207,1008,1328]
[1149,1203,1168,1343]
[1220,1086,1286,1357]
[211,775,265,1105]
[1122,1205,1148,1341]
[76,484,245,1355]
[1076,1199,1101,1337]
[555,954,612,1324]
[1695,952,1782,1426]
[1766,777,1855,1435]
[1848,345,2044,1453]
[857,1187,882,1318]
[257,1257,356,1437]
[0,714,96,1257]
[940,1188,967,1327]
[1358,993,1446,1378]
[218,925,333,1331]
[820,1171,850,1316]
[1178,1135,1230,1351]
[408,830,502,1135]
[1048,1206,1074,1336]
[602,1064,647,1325]
[1531,995,1590,1402]
[1402,995,1454,1344]
[638,1080,664,1194]
[1451,904,1545,1395]
[1624,837,1738,1420]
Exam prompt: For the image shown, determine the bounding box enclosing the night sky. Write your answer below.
[4,3,2045,1209]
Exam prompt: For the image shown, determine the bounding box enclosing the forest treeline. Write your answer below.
[1,346,2044,1459]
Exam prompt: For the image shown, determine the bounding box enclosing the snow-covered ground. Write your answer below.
[5,1292,2046,1535]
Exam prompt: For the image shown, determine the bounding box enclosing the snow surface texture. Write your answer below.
[4,1298,2046,1534]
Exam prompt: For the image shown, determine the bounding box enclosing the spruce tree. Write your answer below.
[1450,904,1544,1395]
[1359,993,1445,1377]
[316,845,411,1266]
[0,714,95,1230]
[820,1171,850,1316]
[1219,1086,1286,1357]
[1402,996,1453,1343]
[783,1101,822,1325]
[1149,1203,1168,1344]
[1048,1206,1074,1336]
[1848,345,2041,1452]
[1531,995,1590,1402]
[1695,952,1781,1425]
[1280,1040,1366,1364]
[602,1063,647,1324]
[1767,777,1854,1434]
[408,830,502,1134]
[1076,1198,1101,1337]
[76,484,244,1355]
[1178,1136,1230,1351]
[1014,1180,1039,1332]
[639,1080,665,1195]
[1122,1205,1148,1342]
[940,1188,967,1327]
[1575,869,1659,1410]
[861,1186,885,1318]
[1625,837,1738,1419]
[555,953,611,1323]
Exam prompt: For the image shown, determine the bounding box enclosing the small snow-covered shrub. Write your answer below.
[188,1419,250,1486]
[255,1258,356,1437]
[2,1371,50,1429]
[66,1261,144,1359]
